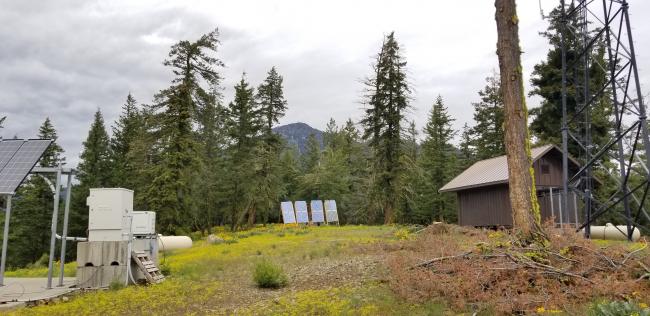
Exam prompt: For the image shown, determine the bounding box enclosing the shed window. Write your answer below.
[541,164,550,174]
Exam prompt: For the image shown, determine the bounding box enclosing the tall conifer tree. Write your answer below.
[223,75,261,229]
[361,32,411,224]
[9,118,65,267]
[416,96,457,223]
[471,73,505,159]
[146,29,223,232]
[110,93,140,188]
[254,67,288,224]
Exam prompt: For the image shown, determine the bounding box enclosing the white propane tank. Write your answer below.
[158,235,193,252]
[583,223,641,241]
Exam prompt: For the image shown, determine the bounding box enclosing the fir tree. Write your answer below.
[361,31,411,224]
[77,110,112,187]
[471,73,505,159]
[146,29,224,232]
[254,67,288,225]
[9,119,65,267]
[529,4,612,154]
[323,118,338,149]
[416,96,457,223]
[301,133,321,173]
[223,75,262,229]
[38,117,65,167]
[256,66,287,135]
[109,93,141,188]
[458,123,476,169]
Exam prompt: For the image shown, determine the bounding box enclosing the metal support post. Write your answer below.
[0,195,13,286]
[46,166,62,289]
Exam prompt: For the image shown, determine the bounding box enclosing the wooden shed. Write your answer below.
[440,145,581,227]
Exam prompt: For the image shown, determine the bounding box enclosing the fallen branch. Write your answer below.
[621,241,648,266]
[414,251,472,268]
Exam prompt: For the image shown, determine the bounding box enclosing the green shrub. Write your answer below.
[253,260,288,288]
[588,300,650,316]
[159,261,171,276]
[109,279,126,291]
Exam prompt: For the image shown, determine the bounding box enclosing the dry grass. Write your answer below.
[387,223,650,315]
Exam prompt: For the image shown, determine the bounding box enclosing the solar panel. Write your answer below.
[310,200,325,223]
[325,200,339,223]
[294,201,309,223]
[0,139,52,194]
[280,201,296,224]
[0,140,24,172]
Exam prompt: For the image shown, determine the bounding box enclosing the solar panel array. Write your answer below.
[0,139,52,194]
[279,200,338,225]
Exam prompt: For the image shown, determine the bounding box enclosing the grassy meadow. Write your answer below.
[6,225,446,315]
[5,224,649,315]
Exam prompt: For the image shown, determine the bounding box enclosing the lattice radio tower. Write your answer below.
[558,0,650,240]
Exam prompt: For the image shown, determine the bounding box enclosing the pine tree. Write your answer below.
[361,31,411,224]
[416,96,457,223]
[471,73,505,159]
[109,93,140,188]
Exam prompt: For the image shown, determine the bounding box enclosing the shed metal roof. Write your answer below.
[440,145,575,192]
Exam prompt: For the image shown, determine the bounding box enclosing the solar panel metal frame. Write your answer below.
[0,139,52,195]
[310,200,325,223]
[325,200,339,223]
[294,200,309,223]
[280,201,297,224]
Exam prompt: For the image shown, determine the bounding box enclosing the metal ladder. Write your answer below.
[131,251,165,284]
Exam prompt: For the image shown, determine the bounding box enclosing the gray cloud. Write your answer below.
[1,0,649,167]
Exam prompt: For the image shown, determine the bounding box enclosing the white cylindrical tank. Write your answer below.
[584,223,641,241]
[158,235,192,252]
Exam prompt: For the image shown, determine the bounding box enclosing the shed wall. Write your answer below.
[532,150,565,188]
[458,184,512,227]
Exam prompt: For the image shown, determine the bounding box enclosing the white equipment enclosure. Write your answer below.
[86,188,134,241]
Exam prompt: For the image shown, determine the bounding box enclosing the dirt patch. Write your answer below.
[213,252,384,314]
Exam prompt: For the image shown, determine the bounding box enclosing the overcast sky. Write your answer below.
[1,0,649,167]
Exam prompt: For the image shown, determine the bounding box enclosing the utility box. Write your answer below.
[132,211,156,235]
[87,188,134,241]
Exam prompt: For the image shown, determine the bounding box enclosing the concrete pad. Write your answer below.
[0,277,77,306]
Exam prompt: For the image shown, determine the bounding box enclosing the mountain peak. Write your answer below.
[273,122,323,153]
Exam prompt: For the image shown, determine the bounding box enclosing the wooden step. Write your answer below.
[131,251,165,284]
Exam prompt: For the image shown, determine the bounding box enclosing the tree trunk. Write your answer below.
[494,0,544,241]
